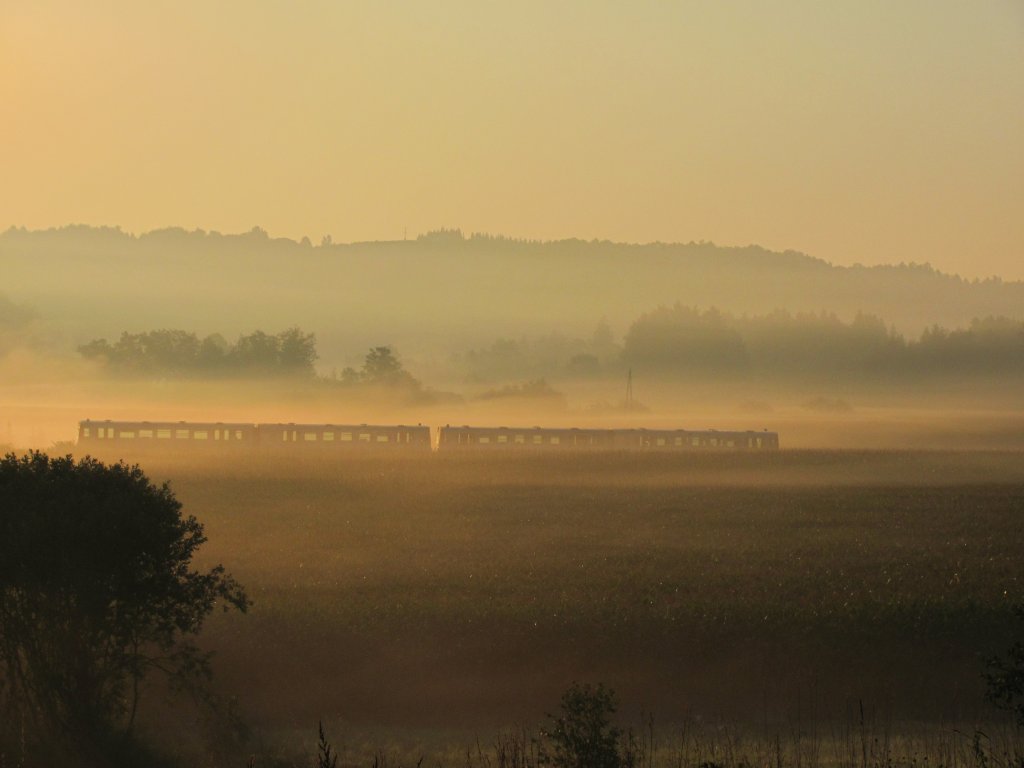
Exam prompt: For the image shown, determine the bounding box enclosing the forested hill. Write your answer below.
[2,226,1021,351]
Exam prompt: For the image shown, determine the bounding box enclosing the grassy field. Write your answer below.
[86,448,1024,763]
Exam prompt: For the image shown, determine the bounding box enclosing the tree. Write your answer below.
[277,326,318,374]
[360,346,419,388]
[984,605,1024,726]
[622,305,750,377]
[538,683,630,768]
[0,452,249,758]
[231,329,281,373]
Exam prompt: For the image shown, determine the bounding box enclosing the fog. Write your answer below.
[2,230,1022,451]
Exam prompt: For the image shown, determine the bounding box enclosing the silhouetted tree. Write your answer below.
[539,683,630,768]
[984,605,1024,726]
[0,452,248,761]
[360,346,419,388]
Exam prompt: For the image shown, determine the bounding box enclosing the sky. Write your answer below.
[2,1,1022,279]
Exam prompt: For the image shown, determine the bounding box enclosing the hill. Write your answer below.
[3,226,1021,368]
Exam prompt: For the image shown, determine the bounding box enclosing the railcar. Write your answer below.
[613,428,779,450]
[79,420,259,447]
[258,423,431,450]
[435,425,778,451]
[436,425,614,450]
[77,420,431,452]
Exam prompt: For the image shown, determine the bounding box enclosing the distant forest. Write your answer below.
[620,307,1024,381]
[3,226,1023,359]
[74,311,1024,384]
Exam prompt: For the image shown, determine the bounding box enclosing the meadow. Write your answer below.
[95,447,1024,765]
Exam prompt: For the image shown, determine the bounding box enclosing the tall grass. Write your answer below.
[260,716,1023,768]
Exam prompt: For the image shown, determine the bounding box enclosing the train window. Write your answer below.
[97,428,106,438]
[376,435,389,442]
[121,431,135,439]
[214,430,221,440]
[550,436,560,445]
[514,434,525,444]
[157,429,171,439]
[341,432,353,441]
[176,429,190,439]
[656,437,666,446]
[82,427,91,438]
[532,435,543,444]
[282,431,288,441]
[756,437,763,448]
[497,435,508,443]
[478,436,491,443]
[691,437,701,446]
[675,437,683,446]
[323,432,335,441]
[304,432,318,441]
[710,438,718,446]
[235,430,243,440]
[359,433,371,442]
[194,431,208,440]
[726,439,734,447]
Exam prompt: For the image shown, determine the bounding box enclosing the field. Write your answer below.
[73,447,1024,765]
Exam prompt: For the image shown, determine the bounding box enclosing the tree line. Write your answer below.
[76,311,1024,387]
[622,307,1024,380]
[458,309,1024,384]
[78,328,318,377]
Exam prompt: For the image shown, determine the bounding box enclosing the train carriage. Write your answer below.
[436,425,779,451]
[436,425,617,450]
[613,428,779,450]
[79,420,259,448]
[258,423,431,451]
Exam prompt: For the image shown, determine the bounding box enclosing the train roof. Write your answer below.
[258,423,428,430]
[440,424,776,434]
[79,420,428,430]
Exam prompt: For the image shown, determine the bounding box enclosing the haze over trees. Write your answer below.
[458,309,1024,386]
[70,312,1024,392]
[339,345,420,389]
[622,307,1024,382]
[78,328,318,377]
[0,292,45,356]
[3,226,1022,363]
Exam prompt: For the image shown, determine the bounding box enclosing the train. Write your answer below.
[77,420,779,452]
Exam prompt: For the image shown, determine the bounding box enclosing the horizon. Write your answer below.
[4,221,1020,284]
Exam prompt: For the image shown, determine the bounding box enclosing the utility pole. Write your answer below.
[626,368,633,410]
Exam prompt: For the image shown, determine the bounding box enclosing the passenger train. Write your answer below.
[78,420,779,452]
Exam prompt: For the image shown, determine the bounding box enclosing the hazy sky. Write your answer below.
[2,1,1022,279]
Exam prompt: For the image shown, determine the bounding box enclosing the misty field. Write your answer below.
[106,449,1024,763]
